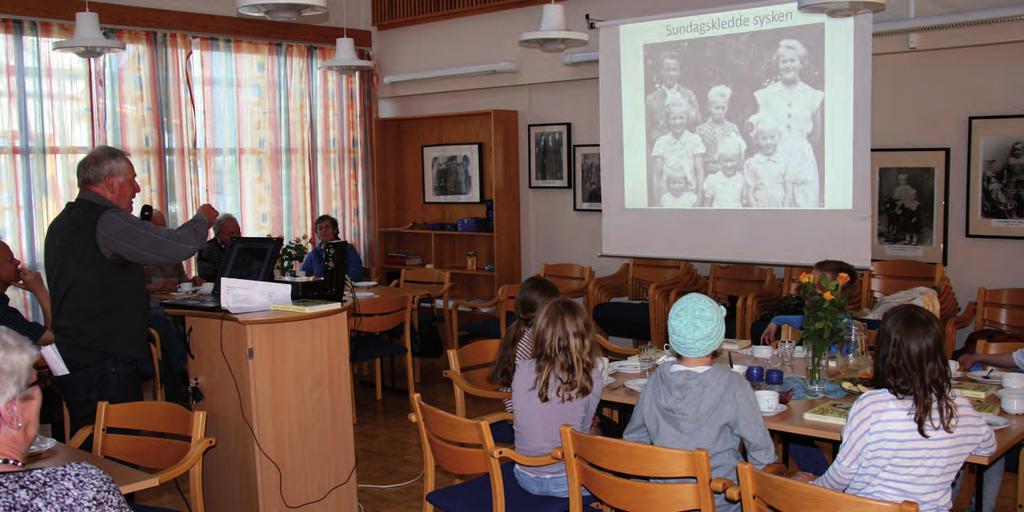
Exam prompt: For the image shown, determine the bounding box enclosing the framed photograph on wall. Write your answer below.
[966,115,1024,239]
[528,123,571,188]
[573,145,602,211]
[870,148,949,264]
[422,143,483,204]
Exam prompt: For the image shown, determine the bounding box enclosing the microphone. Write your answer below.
[140,204,153,222]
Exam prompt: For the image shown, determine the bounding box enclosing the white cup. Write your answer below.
[1003,372,1024,390]
[596,356,610,379]
[755,390,780,413]
[1001,390,1024,414]
[752,345,773,360]
[948,360,960,376]
[177,282,195,293]
[731,364,748,375]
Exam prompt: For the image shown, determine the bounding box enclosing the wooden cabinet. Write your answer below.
[373,110,520,299]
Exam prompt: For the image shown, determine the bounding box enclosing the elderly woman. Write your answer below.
[0,327,131,511]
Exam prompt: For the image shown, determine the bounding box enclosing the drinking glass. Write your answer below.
[778,340,796,367]
[639,344,657,378]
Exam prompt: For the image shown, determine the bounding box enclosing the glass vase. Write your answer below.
[806,345,830,397]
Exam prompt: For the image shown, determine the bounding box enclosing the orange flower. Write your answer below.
[836,273,850,285]
[823,291,835,301]
[800,272,813,284]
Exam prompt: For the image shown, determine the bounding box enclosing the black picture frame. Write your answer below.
[528,123,572,189]
[573,144,601,211]
[870,148,950,264]
[421,143,484,204]
[966,115,1024,239]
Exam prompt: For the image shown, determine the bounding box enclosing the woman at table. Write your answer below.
[796,305,995,511]
[623,293,776,512]
[0,327,131,511]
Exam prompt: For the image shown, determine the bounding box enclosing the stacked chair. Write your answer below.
[704,264,779,340]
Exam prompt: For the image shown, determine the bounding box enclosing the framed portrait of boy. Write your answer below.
[422,143,483,204]
[573,145,601,211]
[966,115,1024,239]
[528,123,571,188]
[870,148,949,264]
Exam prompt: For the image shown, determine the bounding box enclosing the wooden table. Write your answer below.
[27,442,159,495]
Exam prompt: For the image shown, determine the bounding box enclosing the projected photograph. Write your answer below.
[639,23,825,208]
[967,115,1024,239]
[871,148,949,264]
[421,143,483,204]
[529,123,572,188]
[574,144,602,211]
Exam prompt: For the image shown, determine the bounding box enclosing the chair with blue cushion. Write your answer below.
[450,284,519,347]
[589,259,702,344]
[409,393,589,512]
[349,293,414,402]
[443,339,513,444]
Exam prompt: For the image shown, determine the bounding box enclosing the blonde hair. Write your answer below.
[707,85,732,104]
[531,298,597,404]
[775,39,808,64]
[0,327,38,405]
[664,97,697,126]
[716,134,747,160]
[747,112,781,139]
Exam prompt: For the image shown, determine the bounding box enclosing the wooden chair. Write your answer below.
[539,262,594,301]
[953,288,1024,345]
[449,283,519,348]
[147,327,164,402]
[409,393,582,512]
[559,424,732,512]
[730,461,919,511]
[443,339,509,418]
[865,260,945,308]
[349,293,414,401]
[649,268,707,349]
[589,259,698,344]
[706,264,779,340]
[975,339,1024,355]
[393,267,453,346]
[595,334,639,359]
[69,401,216,512]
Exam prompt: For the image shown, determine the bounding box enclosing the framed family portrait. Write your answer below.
[422,143,483,204]
[966,115,1024,239]
[528,123,571,188]
[573,145,602,211]
[870,148,949,264]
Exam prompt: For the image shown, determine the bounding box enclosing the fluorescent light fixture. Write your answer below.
[562,51,599,65]
[383,61,519,85]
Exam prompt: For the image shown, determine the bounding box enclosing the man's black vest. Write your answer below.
[45,197,148,367]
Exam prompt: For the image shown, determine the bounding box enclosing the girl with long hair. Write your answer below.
[802,304,995,510]
[489,276,560,412]
[511,297,604,497]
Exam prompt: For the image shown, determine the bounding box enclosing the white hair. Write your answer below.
[77,146,131,187]
[775,39,808,63]
[707,85,732,104]
[0,327,38,405]
[213,213,239,236]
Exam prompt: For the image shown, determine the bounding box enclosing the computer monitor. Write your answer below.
[215,237,284,294]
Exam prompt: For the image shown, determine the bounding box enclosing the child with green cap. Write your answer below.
[623,292,776,511]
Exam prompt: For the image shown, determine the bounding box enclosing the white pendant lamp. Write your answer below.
[52,11,126,59]
[519,2,588,53]
[320,37,373,73]
[236,0,327,21]
[798,0,887,17]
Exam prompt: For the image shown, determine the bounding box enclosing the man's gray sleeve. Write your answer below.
[96,210,209,265]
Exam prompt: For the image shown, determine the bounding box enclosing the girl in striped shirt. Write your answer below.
[797,304,996,511]
[489,276,559,412]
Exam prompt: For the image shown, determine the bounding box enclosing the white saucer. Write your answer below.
[28,435,56,456]
[608,361,644,374]
[603,375,615,386]
[968,370,1004,385]
[984,415,1010,431]
[353,281,378,288]
[951,370,964,379]
[345,291,376,299]
[761,404,789,416]
[624,378,647,393]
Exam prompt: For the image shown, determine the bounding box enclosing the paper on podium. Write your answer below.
[220,278,292,314]
[40,344,70,376]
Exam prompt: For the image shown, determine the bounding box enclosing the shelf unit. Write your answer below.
[373,110,520,299]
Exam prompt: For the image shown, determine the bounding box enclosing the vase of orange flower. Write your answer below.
[799,271,850,396]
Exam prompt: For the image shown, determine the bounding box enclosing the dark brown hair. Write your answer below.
[871,304,957,438]
[531,297,597,403]
[813,259,859,298]
[489,276,559,387]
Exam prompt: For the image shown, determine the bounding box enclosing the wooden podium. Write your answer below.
[168,308,356,511]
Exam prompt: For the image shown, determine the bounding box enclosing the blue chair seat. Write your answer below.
[489,420,515,445]
[593,302,650,341]
[426,462,593,512]
[459,318,502,343]
[350,334,407,362]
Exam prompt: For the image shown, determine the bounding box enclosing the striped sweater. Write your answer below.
[501,326,533,412]
[812,389,996,511]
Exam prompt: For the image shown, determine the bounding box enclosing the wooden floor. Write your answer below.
[129,356,1018,511]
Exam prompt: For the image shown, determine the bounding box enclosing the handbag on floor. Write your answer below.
[411,296,444,358]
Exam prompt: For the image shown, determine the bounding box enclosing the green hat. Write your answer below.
[668,293,726,357]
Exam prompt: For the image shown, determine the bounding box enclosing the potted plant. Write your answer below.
[278,235,311,277]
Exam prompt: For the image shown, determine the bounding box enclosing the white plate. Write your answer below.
[167,291,192,298]
[968,370,1004,385]
[353,281,378,288]
[603,375,615,386]
[28,435,56,456]
[608,361,644,374]
[951,370,964,379]
[345,291,376,299]
[624,378,647,393]
[761,404,789,417]
[984,415,1010,431]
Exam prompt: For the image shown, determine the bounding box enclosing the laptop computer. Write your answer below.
[162,237,284,311]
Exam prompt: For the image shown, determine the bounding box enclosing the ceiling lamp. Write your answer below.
[798,0,887,17]
[519,2,588,53]
[320,37,373,73]
[236,0,327,21]
[52,11,126,59]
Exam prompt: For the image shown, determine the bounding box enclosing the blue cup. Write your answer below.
[765,369,784,386]
[745,365,765,383]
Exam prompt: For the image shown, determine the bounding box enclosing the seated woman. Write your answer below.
[300,214,364,281]
[0,327,131,511]
[757,259,860,344]
[797,304,995,510]
[624,293,776,512]
[512,297,603,497]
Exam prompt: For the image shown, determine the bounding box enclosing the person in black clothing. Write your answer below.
[196,213,240,282]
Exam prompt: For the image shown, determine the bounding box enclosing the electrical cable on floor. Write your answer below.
[174,477,193,512]
[357,471,424,489]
